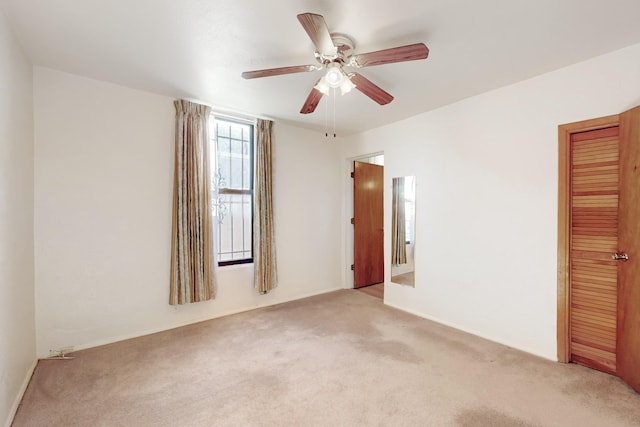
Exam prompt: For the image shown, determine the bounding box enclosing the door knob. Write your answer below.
[612,252,629,261]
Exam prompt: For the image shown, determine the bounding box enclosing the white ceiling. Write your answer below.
[3,0,640,135]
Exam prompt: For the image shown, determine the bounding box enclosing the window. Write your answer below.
[210,115,254,265]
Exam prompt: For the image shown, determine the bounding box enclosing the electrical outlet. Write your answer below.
[49,346,75,358]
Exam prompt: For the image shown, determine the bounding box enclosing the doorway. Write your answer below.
[353,161,384,288]
[557,106,640,393]
[348,154,384,295]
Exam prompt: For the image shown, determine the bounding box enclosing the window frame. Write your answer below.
[210,114,255,267]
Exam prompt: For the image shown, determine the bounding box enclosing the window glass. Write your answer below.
[210,116,254,265]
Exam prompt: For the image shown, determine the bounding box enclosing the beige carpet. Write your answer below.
[357,283,384,299]
[391,272,414,287]
[13,290,640,426]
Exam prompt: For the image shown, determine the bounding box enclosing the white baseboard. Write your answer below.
[49,286,344,356]
[4,358,38,427]
[383,301,557,362]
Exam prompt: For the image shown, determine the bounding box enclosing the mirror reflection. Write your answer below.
[391,176,415,286]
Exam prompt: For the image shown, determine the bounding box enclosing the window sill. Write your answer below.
[219,258,253,267]
[218,259,253,269]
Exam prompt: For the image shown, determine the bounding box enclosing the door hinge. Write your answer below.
[350,218,355,224]
[350,172,354,178]
[350,264,355,271]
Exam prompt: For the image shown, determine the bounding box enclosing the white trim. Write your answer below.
[51,287,342,355]
[384,301,557,362]
[4,358,38,427]
[211,111,256,125]
[343,152,385,290]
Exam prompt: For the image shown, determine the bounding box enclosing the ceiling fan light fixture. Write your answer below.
[314,78,330,95]
[339,77,356,95]
[315,63,351,95]
[325,67,343,87]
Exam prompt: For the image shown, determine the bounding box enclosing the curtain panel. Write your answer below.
[253,119,277,294]
[170,99,217,305]
[391,177,407,265]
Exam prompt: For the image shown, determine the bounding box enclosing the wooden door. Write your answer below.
[353,161,384,288]
[568,125,620,374]
[559,106,640,393]
[617,105,640,392]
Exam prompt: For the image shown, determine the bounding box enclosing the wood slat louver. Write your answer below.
[569,126,619,374]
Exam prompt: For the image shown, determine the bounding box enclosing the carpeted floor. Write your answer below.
[391,272,414,287]
[356,283,384,299]
[13,290,640,426]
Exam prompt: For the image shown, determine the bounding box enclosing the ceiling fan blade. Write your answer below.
[297,13,337,56]
[351,43,429,68]
[241,65,316,79]
[300,79,324,114]
[350,73,394,105]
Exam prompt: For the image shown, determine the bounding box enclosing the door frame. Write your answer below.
[344,152,384,290]
[557,113,620,362]
[353,161,385,288]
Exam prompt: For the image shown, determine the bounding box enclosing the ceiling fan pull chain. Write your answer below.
[333,88,337,138]
[325,89,328,137]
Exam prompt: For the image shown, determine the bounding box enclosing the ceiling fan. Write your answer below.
[241,13,429,114]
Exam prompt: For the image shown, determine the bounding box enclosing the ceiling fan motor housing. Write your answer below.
[314,33,356,65]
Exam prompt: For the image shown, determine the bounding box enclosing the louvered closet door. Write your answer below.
[570,126,620,374]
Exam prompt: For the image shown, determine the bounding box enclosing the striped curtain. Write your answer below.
[170,100,217,305]
[253,119,277,294]
[391,177,407,265]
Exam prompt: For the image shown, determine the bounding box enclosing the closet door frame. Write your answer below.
[557,113,620,363]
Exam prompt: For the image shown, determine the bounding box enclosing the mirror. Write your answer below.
[390,176,415,286]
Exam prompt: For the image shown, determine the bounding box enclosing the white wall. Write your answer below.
[341,42,640,360]
[34,68,342,357]
[0,11,36,427]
